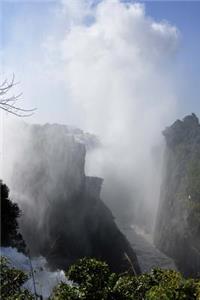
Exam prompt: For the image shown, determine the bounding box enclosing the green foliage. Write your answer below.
[50,282,84,300]
[145,269,199,300]
[1,257,200,299]
[67,258,115,300]
[0,257,34,300]
[146,285,174,300]
[68,258,111,288]
[51,258,200,300]
[112,275,137,299]
[0,180,26,251]
[51,258,117,300]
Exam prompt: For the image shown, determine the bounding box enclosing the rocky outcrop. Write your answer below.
[5,122,140,274]
[154,114,200,277]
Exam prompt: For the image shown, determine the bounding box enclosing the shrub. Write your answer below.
[0,257,33,300]
[51,258,200,300]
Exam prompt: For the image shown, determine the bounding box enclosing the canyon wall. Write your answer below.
[155,114,200,277]
[2,122,140,274]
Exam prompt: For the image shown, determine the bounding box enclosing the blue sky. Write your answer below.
[125,0,200,115]
[145,1,200,115]
[0,0,200,123]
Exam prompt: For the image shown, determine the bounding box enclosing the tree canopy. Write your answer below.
[50,258,200,300]
[0,180,26,251]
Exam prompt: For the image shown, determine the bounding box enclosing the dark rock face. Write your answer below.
[154,114,200,277]
[8,123,140,274]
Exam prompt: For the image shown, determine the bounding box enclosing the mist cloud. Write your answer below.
[1,0,181,232]
[53,0,180,229]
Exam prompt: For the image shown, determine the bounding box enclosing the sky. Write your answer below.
[145,1,200,115]
[0,0,200,125]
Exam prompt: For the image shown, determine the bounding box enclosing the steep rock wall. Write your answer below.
[2,122,140,274]
[154,114,200,277]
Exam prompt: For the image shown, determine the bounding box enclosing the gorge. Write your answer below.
[1,114,200,280]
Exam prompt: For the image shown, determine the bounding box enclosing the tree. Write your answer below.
[51,258,200,300]
[51,258,116,300]
[0,180,26,252]
[0,75,36,117]
[0,256,34,300]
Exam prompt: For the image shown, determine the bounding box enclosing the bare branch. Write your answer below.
[0,75,36,117]
[0,105,35,117]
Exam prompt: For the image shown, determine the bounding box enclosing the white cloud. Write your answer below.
[59,0,179,132]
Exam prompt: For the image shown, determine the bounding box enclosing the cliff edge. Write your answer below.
[4,122,140,274]
[154,114,200,277]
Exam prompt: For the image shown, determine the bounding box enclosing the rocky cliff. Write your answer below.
[3,122,140,274]
[154,114,200,277]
